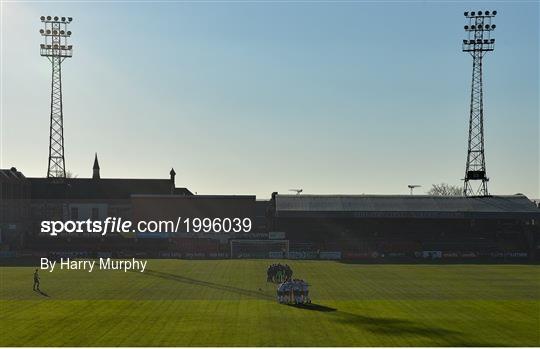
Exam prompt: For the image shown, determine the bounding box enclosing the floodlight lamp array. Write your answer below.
[40,15,73,23]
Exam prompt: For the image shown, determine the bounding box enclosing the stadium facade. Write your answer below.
[269,193,540,260]
[1,163,539,261]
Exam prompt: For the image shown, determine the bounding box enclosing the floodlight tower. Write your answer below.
[462,10,497,197]
[39,16,73,178]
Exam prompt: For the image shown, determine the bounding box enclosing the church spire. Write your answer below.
[170,168,176,194]
[92,153,100,179]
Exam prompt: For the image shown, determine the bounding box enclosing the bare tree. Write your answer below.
[66,171,78,178]
[427,183,462,196]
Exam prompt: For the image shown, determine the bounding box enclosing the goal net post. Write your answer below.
[230,239,289,259]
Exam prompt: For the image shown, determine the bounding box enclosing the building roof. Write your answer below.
[0,168,27,182]
[29,177,192,199]
[275,194,540,219]
[132,194,255,199]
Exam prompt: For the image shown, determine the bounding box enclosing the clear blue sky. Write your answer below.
[1,1,538,198]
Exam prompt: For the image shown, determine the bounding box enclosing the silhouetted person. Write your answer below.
[33,268,40,291]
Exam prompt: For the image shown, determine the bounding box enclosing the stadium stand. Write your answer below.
[1,162,539,262]
[269,194,540,261]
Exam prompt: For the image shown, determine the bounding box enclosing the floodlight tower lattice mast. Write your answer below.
[39,16,73,178]
[462,10,496,197]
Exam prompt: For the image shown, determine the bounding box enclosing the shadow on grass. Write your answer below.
[34,289,50,297]
[333,311,507,346]
[337,311,457,336]
[141,269,273,300]
[443,340,509,347]
[287,303,337,312]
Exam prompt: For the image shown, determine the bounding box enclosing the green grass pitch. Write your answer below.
[1,260,539,346]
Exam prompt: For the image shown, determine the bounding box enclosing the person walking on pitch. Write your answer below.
[33,268,40,292]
